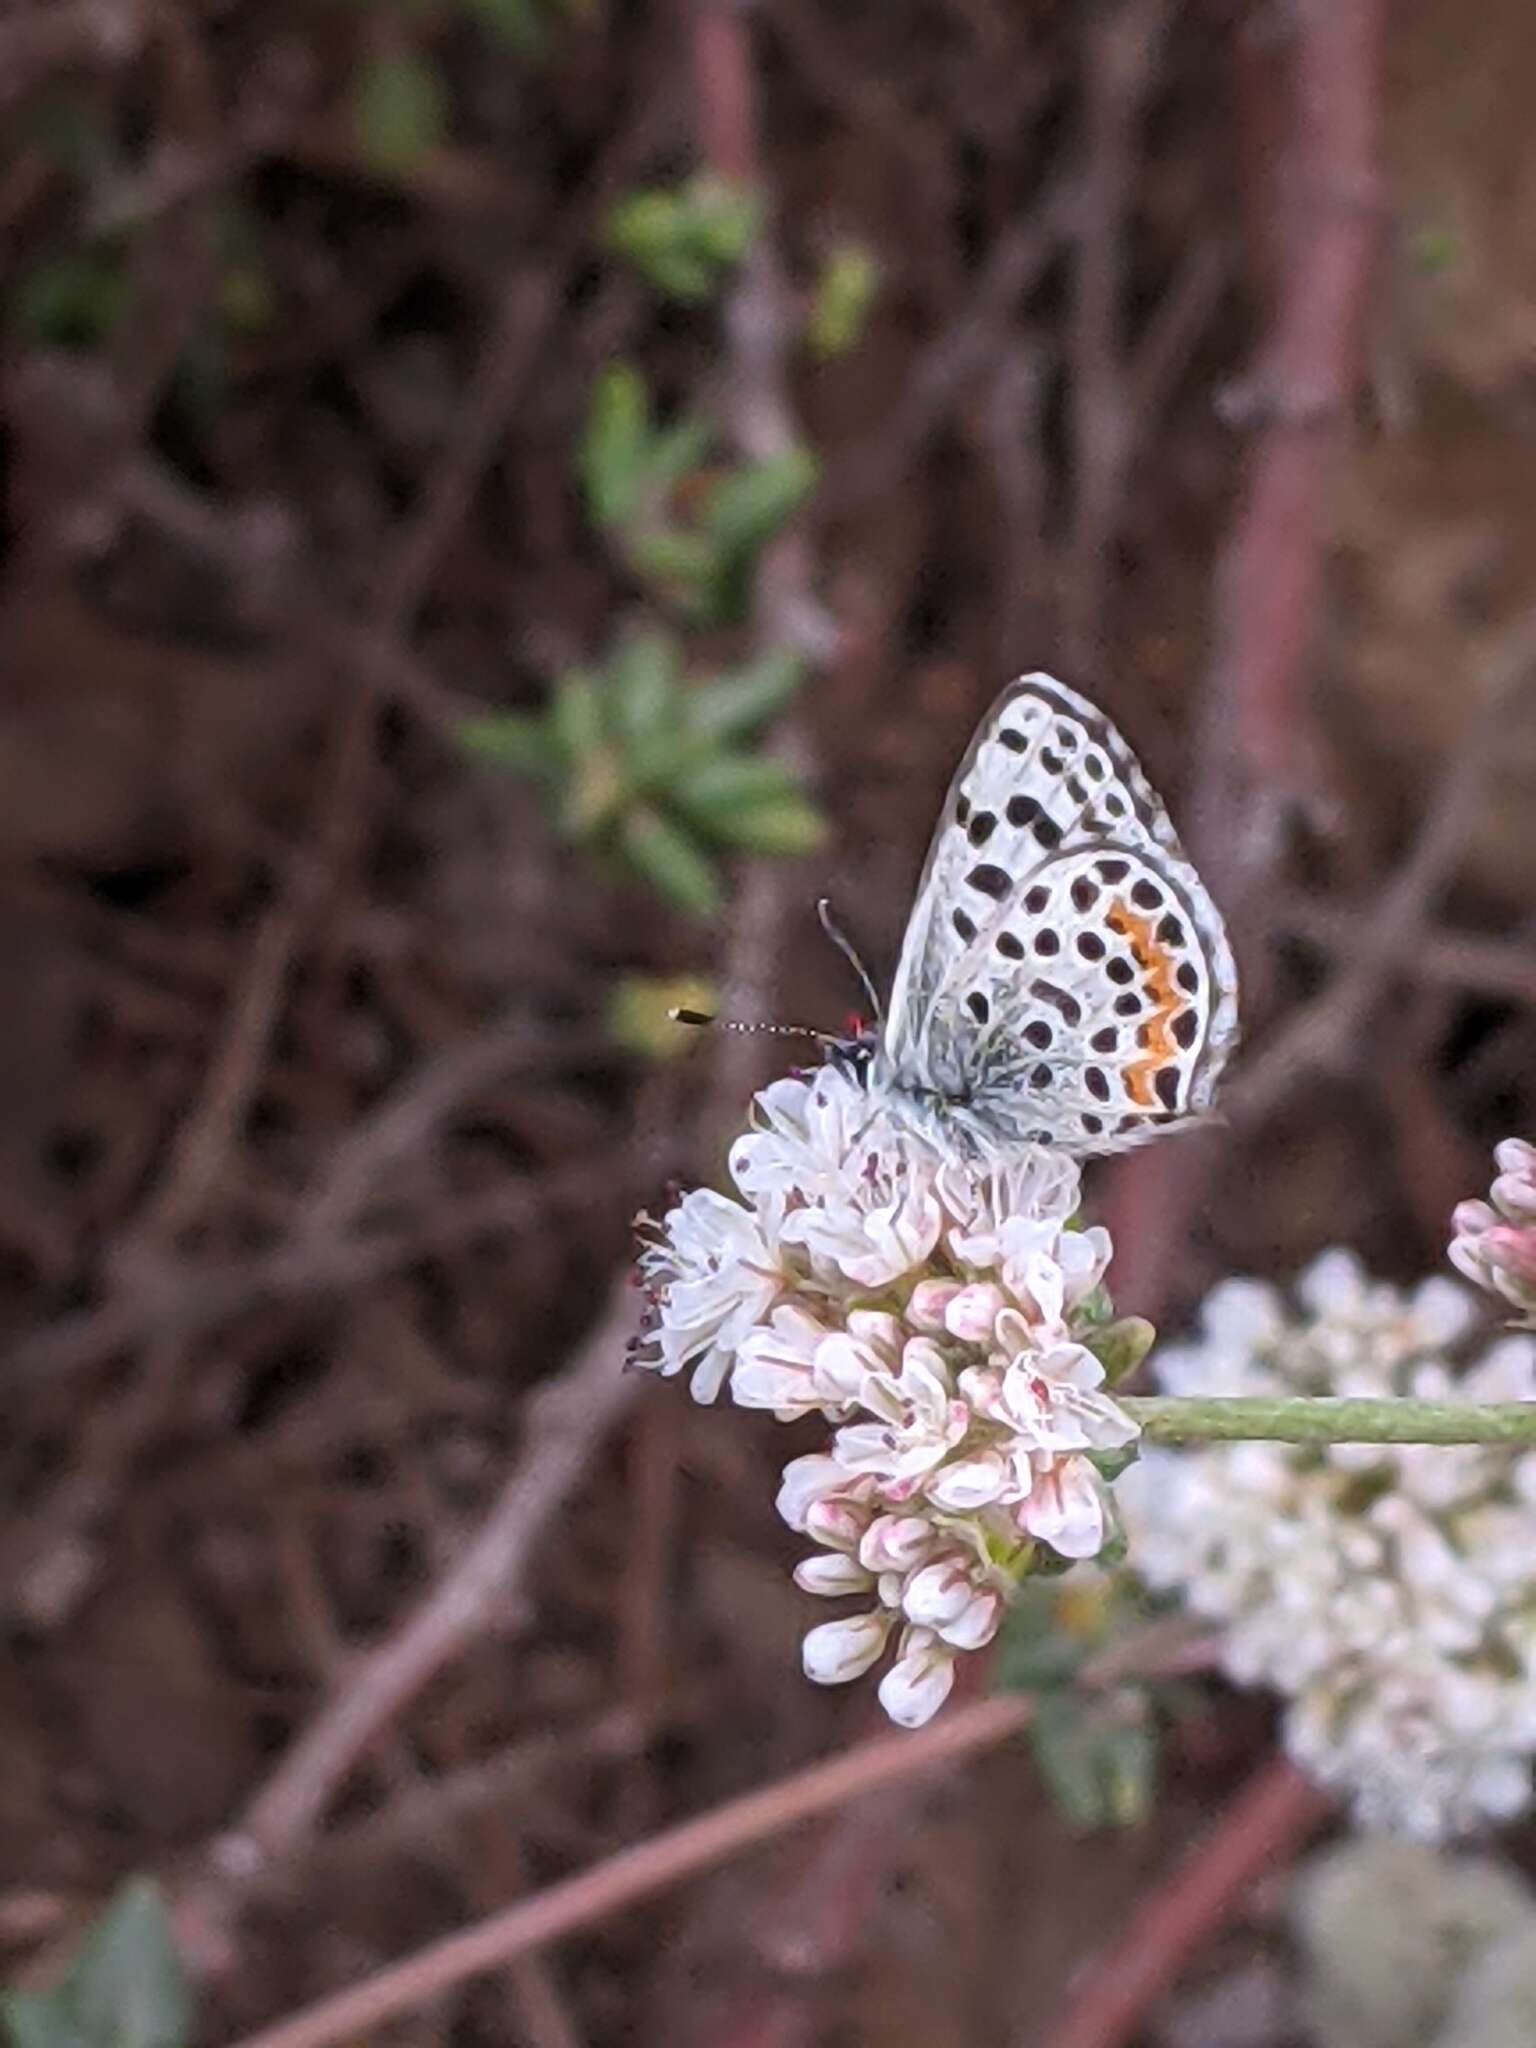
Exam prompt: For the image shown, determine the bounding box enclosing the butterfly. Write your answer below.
[853,672,1239,1160]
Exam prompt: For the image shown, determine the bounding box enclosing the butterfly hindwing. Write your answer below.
[879,674,1238,1158]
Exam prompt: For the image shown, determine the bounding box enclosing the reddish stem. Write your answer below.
[1040,1755,1332,2048]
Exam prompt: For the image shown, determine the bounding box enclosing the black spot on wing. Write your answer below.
[967,863,1011,899]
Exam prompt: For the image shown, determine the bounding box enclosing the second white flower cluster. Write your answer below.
[633,1063,1138,1726]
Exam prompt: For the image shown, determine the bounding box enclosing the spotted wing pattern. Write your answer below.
[876,673,1238,1158]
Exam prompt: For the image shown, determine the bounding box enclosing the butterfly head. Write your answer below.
[828,1012,879,1086]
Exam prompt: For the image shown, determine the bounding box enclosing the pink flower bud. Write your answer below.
[944,1283,1007,1346]
[859,1513,936,1574]
[805,1496,870,1554]
[1484,1224,1536,1286]
[907,1279,963,1332]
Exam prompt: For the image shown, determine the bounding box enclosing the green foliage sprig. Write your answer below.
[580,364,818,625]
[459,631,823,916]
[605,172,762,302]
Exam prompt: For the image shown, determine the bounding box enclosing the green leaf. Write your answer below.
[4,1879,192,2048]
[687,172,763,265]
[670,756,827,857]
[605,174,761,304]
[580,363,652,528]
[455,710,559,780]
[1029,1696,1157,1833]
[806,242,880,359]
[1084,1316,1156,1386]
[643,414,714,493]
[351,48,448,179]
[993,1580,1095,1692]
[560,744,626,839]
[675,753,801,817]
[688,650,808,743]
[626,524,719,600]
[17,247,132,349]
[550,669,604,765]
[620,809,720,917]
[607,631,683,755]
[702,446,819,562]
[714,795,826,857]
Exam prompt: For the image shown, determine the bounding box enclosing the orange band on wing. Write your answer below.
[1105,900,1184,1108]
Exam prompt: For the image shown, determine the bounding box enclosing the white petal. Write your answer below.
[776,1454,846,1532]
[1019,1457,1107,1560]
[925,1453,1009,1510]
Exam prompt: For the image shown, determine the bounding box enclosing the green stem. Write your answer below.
[1120,1396,1536,1448]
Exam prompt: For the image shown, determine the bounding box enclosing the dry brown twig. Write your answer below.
[1219,618,1536,1132]
[221,1696,1035,2048]
[215,1609,1210,2048]
[1102,0,1391,1322]
[1064,0,1173,671]
[173,1274,644,1965]
[1040,1755,1332,2048]
[690,0,836,1117]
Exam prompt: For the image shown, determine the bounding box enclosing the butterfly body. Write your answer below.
[861,674,1239,1161]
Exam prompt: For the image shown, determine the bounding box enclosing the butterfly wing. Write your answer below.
[881,673,1238,1156]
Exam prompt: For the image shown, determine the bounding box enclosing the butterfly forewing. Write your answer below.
[880,674,1238,1158]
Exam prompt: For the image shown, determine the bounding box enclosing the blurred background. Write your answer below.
[5,0,1536,2043]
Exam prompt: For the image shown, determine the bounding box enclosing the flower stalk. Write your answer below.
[1122,1395,1536,1447]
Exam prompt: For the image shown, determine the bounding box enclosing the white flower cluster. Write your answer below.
[1119,1251,1536,1839]
[632,1064,1137,1726]
[1452,1138,1536,1328]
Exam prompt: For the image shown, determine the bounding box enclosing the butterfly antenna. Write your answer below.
[816,898,883,1027]
[668,1009,839,1047]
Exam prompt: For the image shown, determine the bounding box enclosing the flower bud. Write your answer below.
[805,1496,869,1554]
[877,1627,956,1727]
[802,1611,891,1685]
[944,1283,1007,1346]
[907,1279,963,1332]
[794,1553,876,1597]
[936,1586,1003,1651]
[859,1513,936,1574]
[902,1557,978,1630]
